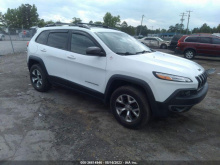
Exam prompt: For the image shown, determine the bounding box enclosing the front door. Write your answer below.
[65,31,107,93]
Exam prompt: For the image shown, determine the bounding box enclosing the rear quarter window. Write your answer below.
[35,31,49,45]
[199,37,211,44]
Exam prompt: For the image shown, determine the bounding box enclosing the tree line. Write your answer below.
[0,3,219,36]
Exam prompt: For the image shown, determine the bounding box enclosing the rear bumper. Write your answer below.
[174,47,183,54]
[153,83,208,117]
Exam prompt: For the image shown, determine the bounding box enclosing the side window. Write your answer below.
[36,31,49,45]
[199,37,211,44]
[47,32,68,50]
[144,38,150,40]
[71,33,96,55]
[212,38,220,44]
[185,37,198,42]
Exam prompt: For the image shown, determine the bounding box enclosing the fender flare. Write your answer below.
[28,55,48,76]
[104,75,158,116]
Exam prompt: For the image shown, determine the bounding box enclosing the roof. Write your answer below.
[42,22,121,33]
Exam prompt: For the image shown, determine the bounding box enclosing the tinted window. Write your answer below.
[36,31,49,44]
[185,37,198,42]
[199,37,211,44]
[212,38,220,44]
[71,33,96,55]
[47,32,68,50]
[172,35,183,41]
[151,38,157,41]
[144,38,150,40]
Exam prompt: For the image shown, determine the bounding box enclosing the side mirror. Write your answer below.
[86,47,105,56]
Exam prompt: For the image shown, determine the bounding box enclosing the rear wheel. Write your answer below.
[110,86,151,129]
[184,49,195,59]
[30,64,51,92]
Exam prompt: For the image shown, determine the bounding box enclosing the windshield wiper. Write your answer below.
[116,52,135,55]
[135,50,151,54]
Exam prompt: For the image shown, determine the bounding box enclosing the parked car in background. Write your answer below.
[0,34,5,41]
[139,37,170,49]
[19,30,31,38]
[168,34,183,50]
[176,34,220,59]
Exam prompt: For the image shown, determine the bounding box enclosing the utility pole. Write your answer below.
[139,15,144,36]
[186,10,193,34]
[179,12,187,34]
[151,26,153,34]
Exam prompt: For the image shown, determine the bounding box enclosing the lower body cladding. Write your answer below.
[152,83,208,117]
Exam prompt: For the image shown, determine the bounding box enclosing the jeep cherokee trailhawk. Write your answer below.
[27,23,209,128]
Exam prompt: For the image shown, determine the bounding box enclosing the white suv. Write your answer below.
[27,24,209,128]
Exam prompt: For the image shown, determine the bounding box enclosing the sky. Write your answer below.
[0,0,219,30]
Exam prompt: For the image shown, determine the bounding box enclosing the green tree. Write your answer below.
[94,21,103,25]
[72,17,82,24]
[103,12,120,27]
[199,23,212,33]
[136,25,148,36]
[3,4,39,28]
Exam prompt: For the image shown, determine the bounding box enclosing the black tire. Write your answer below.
[30,64,51,92]
[184,49,195,59]
[110,86,151,129]
[160,44,167,49]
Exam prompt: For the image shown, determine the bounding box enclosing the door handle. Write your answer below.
[67,55,76,60]
[40,49,46,52]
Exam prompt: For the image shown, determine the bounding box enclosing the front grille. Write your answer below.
[195,72,207,90]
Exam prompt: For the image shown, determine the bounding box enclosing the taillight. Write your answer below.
[177,41,180,46]
[27,41,29,47]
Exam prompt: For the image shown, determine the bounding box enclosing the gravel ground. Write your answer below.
[0,50,220,163]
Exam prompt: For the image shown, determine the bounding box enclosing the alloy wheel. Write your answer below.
[115,94,140,123]
[31,69,43,88]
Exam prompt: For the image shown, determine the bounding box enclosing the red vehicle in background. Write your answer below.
[175,34,220,59]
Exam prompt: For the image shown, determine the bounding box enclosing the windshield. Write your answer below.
[96,32,152,55]
[157,37,164,41]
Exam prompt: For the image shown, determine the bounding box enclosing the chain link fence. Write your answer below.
[0,27,38,55]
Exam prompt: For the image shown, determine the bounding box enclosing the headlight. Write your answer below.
[153,72,192,82]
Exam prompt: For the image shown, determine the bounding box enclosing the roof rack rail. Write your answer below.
[44,22,118,30]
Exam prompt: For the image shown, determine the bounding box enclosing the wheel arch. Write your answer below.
[28,55,48,76]
[184,48,197,54]
[104,75,158,115]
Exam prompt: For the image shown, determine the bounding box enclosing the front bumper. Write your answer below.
[153,82,208,117]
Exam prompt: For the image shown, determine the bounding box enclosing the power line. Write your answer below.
[186,10,193,34]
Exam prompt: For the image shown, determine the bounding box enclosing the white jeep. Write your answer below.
[27,24,208,128]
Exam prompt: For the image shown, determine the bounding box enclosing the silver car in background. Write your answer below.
[139,37,170,49]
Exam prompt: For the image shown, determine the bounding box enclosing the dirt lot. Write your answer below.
[0,50,220,162]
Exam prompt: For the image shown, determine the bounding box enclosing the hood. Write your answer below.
[125,51,204,76]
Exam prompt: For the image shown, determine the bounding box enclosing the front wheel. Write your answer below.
[110,86,151,129]
[184,49,195,59]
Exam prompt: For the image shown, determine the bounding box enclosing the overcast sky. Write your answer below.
[0,0,219,30]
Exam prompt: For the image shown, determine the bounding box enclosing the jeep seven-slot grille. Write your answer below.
[195,72,207,89]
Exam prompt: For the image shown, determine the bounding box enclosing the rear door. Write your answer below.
[150,38,159,47]
[41,30,69,80]
[212,38,220,56]
[197,37,213,55]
